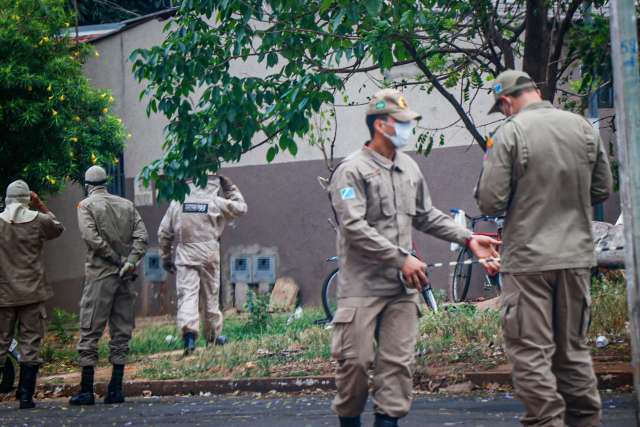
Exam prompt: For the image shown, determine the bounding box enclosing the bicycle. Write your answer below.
[450,212,503,303]
[321,252,440,322]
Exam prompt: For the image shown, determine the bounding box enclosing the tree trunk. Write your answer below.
[523,0,551,97]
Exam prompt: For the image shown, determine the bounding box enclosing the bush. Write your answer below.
[590,274,628,339]
[49,308,78,345]
[246,290,271,332]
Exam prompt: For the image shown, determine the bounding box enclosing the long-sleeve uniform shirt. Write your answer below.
[475,101,613,273]
[158,177,247,266]
[329,146,472,297]
[0,212,64,307]
[77,187,149,280]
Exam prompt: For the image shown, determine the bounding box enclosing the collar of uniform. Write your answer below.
[362,144,401,171]
[520,100,553,113]
[88,186,108,196]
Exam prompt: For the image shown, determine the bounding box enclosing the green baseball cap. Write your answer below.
[489,70,538,114]
[367,88,422,122]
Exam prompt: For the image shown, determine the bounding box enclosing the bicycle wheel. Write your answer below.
[451,248,473,302]
[422,287,438,313]
[322,268,339,321]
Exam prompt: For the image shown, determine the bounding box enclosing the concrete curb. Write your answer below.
[465,367,633,390]
[40,376,336,398]
[37,366,633,399]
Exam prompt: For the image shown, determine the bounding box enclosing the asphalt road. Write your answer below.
[0,392,634,426]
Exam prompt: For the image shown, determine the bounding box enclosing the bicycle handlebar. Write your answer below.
[465,214,503,222]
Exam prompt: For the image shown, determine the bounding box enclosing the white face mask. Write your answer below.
[383,121,414,148]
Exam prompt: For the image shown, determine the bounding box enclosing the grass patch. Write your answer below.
[37,275,631,379]
[416,304,504,369]
[591,273,628,339]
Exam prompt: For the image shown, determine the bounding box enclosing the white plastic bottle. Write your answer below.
[450,208,467,251]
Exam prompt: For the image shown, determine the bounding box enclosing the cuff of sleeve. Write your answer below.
[459,229,473,246]
[391,248,409,269]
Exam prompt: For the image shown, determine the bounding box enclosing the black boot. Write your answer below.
[18,364,39,409]
[69,366,95,406]
[206,335,228,347]
[104,364,125,404]
[183,332,196,356]
[373,414,398,427]
[339,416,361,427]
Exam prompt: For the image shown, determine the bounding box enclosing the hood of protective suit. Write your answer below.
[1,180,38,224]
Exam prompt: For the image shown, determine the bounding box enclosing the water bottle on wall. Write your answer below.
[450,208,466,251]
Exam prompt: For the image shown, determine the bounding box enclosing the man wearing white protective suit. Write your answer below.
[158,175,247,355]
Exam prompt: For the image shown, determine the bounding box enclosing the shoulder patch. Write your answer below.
[340,187,356,201]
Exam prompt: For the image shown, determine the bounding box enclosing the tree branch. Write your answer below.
[403,41,486,150]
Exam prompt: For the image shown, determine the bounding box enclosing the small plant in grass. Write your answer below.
[49,308,78,345]
[246,291,271,332]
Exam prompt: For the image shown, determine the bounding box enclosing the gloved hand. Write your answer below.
[218,175,233,192]
[119,261,135,278]
[162,260,177,274]
[30,192,49,214]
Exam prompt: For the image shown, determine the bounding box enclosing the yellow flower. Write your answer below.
[100,93,107,99]
[59,95,65,102]
[74,115,81,122]
[64,22,70,28]
[46,176,56,185]
[51,109,58,116]
[108,96,114,103]
[102,107,108,114]
[70,137,78,143]
[116,118,122,123]
[94,51,100,58]
[27,86,32,92]
[127,133,132,139]
[47,84,52,92]
[48,96,53,101]
[90,153,97,164]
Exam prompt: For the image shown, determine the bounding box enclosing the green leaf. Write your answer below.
[288,140,298,156]
[319,0,334,13]
[266,52,278,67]
[364,0,382,15]
[266,146,277,162]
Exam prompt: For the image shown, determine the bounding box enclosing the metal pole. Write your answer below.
[585,3,605,221]
[610,0,640,424]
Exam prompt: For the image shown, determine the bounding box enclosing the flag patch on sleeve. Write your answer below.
[340,187,356,200]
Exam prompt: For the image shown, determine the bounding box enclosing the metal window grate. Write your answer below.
[107,153,125,197]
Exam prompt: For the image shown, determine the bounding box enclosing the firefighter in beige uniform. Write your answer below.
[158,175,247,354]
[476,70,612,427]
[329,89,500,427]
[70,166,149,406]
[0,180,64,409]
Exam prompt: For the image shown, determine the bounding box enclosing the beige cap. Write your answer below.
[366,88,422,122]
[84,165,108,185]
[489,70,538,114]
